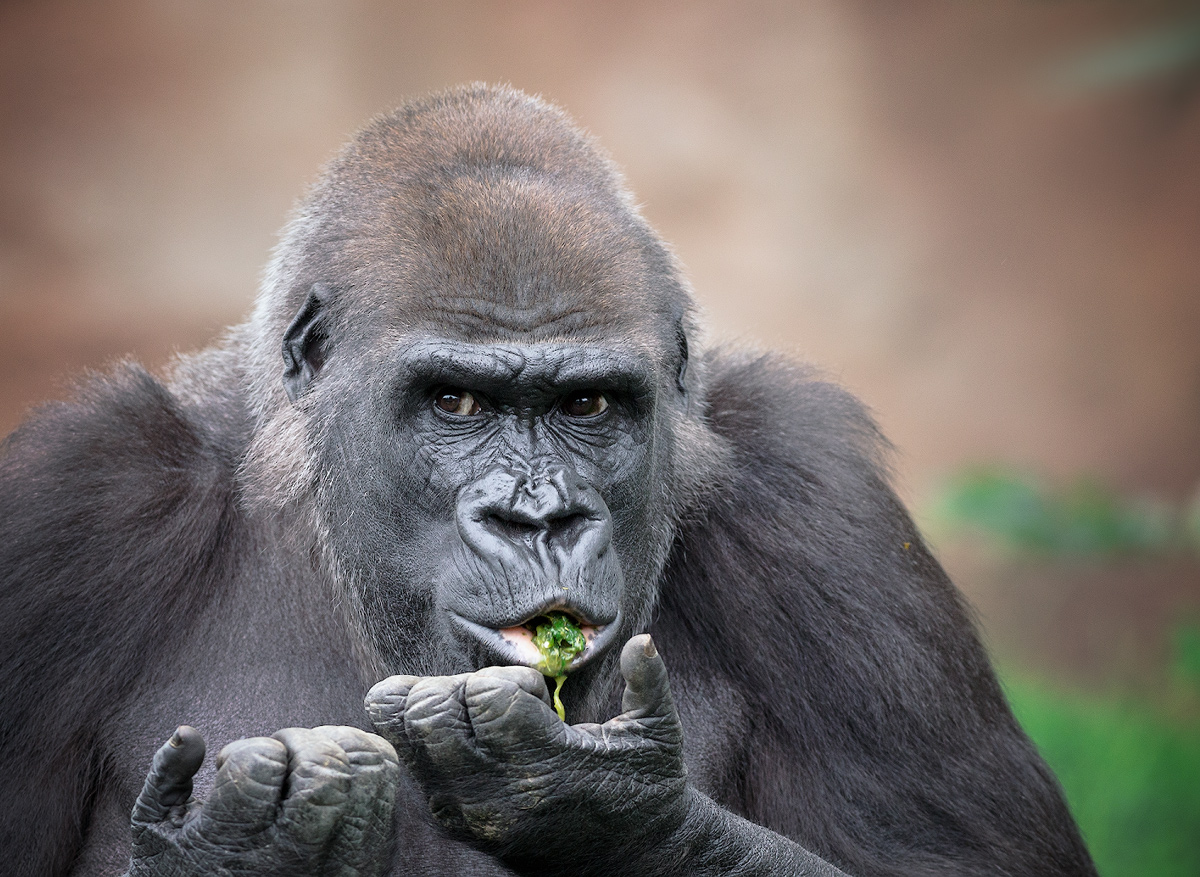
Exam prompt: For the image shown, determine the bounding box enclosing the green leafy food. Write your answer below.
[531,613,587,675]
[532,613,587,720]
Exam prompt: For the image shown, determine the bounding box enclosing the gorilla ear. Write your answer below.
[281,284,330,403]
[674,319,689,395]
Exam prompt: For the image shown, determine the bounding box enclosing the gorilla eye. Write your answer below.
[434,389,483,417]
[561,392,609,418]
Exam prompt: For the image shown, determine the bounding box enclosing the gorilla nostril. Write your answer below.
[548,512,590,540]
[485,515,542,541]
[484,511,591,543]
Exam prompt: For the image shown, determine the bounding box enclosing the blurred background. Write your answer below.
[2,1,1198,871]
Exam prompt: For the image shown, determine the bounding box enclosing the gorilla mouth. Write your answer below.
[498,613,598,667]
[449,608,622,674]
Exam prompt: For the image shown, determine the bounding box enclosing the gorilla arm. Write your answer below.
[0,365,404,877]
[649,352,1095,877]
[367,635,847,877]
[0,366,240,877]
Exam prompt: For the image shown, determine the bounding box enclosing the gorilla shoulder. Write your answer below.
[0,362,245,875]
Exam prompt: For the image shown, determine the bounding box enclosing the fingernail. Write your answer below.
[169,728,185,748]
[643,635,657,658]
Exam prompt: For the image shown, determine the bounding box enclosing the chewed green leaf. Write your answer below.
[531,613,587,678]
[551,675,567,721]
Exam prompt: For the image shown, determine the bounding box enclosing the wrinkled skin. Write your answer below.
[367,636,689,873]
[126,727,398,877]
[123,638,843,877]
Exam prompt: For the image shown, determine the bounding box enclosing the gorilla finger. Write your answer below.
[312,726,400,795]
[401,676,473,740]
[364,676,468,772]
[271,728,355,842]
[477,664,552,707]
[130,726,206,826]
[202,736,289,838]
[311,728,400,862]
[272,727,355,805]
[401,677,494,775]
[312,725,399,767]
[463,674,563,754]
[364,674,421,738]
[619,635,681,734]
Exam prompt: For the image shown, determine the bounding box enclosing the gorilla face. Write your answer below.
[410,342,652,660]
[284,321,681,716]
[330,332,668,689]
[267,99,702,716]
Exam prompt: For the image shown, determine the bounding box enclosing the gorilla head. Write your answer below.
[239,85,727,715]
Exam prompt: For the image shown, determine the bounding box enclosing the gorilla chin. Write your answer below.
[0,83,1098,877]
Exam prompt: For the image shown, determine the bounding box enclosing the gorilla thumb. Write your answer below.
[130,726,206,825]
[619,635,679,730]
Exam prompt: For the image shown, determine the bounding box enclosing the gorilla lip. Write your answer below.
[450,609,620,673]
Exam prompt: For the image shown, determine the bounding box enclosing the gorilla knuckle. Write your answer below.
[462,674,520,712]
[312,725,397,762]
[215,736,288,780]
[290,755,353,797]
[366,674,420,707]
[475,664,545,692]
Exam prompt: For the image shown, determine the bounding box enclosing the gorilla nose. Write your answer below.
[487,504,591,545]
[490,473,588,540]
[457,464,612,562]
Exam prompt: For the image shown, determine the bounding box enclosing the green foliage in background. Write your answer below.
[1004,625,1200,877]
[930,468,1198,559]
[929,468,1200,873]
[1047,12,1200,95]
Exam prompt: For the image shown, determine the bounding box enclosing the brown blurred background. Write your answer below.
[2,0,1199,688]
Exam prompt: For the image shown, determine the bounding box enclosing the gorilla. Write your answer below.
[0,85,1095,877]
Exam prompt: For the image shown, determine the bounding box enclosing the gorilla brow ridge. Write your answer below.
[396,339,658,405]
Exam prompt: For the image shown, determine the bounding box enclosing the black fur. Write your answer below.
[0,366,240,874]
[0,85,1096,877]
[0,356,1095,876]
[656,352,1092,875]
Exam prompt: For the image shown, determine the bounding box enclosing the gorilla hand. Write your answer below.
[366,634,691,875]
[124,725,398,877]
